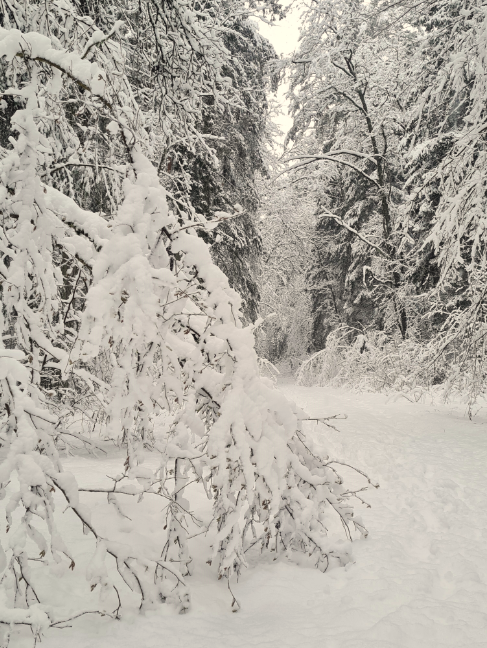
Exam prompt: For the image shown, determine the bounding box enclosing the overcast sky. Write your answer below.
[256,3,302,142]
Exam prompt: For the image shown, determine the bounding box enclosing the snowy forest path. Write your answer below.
[279,385,487,648]
[41,386,487,648]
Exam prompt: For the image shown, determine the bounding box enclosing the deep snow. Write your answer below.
[9,384,487,647]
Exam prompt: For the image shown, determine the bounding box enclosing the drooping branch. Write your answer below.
[276,155,382,189]
[316,209,390,259]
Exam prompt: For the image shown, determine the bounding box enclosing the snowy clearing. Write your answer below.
[14,383,487,648]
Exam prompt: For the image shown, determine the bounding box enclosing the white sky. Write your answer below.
[256,4,302,142]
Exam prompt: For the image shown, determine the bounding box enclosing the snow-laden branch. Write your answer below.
[0,28,111,105]
[316,209,390,258]
[275,155,381,189]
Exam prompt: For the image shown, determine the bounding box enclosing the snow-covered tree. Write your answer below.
[401,0,487,405]
[0,2,371,641]
[282,0,417,346]
[255,170,315,363]
[178,18,278,323]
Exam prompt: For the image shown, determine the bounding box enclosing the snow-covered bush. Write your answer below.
[297,325,487,415]
[0,4,372,642]
[296,327,435,393]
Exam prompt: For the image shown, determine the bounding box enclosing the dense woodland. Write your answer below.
[257,0,487,413]
[0,0,485,642]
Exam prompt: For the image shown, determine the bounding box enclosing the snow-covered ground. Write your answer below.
[14,384,487,647]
